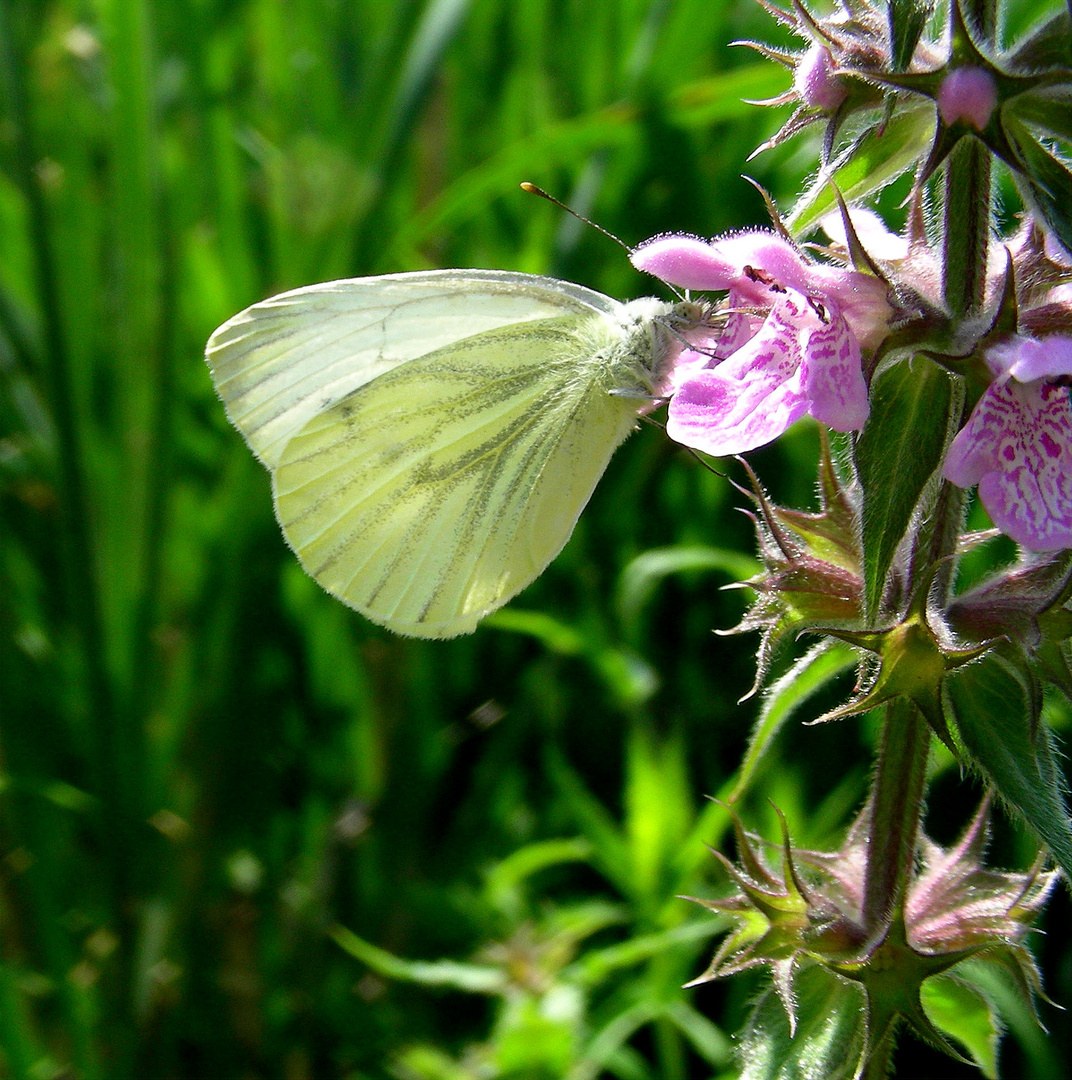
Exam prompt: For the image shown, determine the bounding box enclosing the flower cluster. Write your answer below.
[633,229,886,456]
[637,0,1072,1074]
[637,214,1072,553]
[747,0,1072,252]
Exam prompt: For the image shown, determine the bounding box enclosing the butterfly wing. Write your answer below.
[272,315,646,637]
[206,270,620,469]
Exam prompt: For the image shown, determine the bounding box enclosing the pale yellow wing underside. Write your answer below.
[206,270,620,469]
[273,317,642,638]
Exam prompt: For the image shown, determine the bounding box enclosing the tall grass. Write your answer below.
[1,0,1068,1077]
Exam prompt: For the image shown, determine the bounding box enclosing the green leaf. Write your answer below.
[949,953,1062,1076]
[623,721,693,904]
[1003,113,1072,256]
[1007,86,1072,142]
[391,1044,475,1080]
[494,993,580,1076]
[572,1001,660,1080]
[855,357,953,621]
[330,925,506,994]
[1006,10,1072,72]
[947,654,1072,880]
[737,965,867,1080]
[921,973,999,1078]
[569,921,722,987]
[662,1000,732,1067]
[888,0,933,72]
[484,837,595,915]
[789,106,934,236]
[484,609,586,653]
[0,962,45,1080]
[547,750,632,897]
[730,642,858,802]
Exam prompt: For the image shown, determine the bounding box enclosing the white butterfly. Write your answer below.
[206,269,710,638]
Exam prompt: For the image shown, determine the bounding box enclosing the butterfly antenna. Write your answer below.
[520,182,631,252]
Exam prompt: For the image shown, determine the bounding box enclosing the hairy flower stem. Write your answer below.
[942,138,992,318]
[859,9,997,1066]
[861,698,931,933]
[859,698,930,1077]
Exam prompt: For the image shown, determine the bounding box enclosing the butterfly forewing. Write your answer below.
[272,316,648,637]
[206,270,621,469]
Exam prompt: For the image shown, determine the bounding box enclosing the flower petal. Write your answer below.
[631,231,811,304]
[943,406,995,488]
[629,234,742,292]
[944,379,1072,551]
[1004,336,1072,383]
[633,228,892,352]
[821,208,909,262]
[800,301,869,431]
[667,299,809,455]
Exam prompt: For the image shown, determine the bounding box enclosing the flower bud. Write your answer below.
[794,44,848,112]
[937,67,998,131]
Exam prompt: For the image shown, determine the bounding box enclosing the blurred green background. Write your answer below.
[1,0,1068,1077]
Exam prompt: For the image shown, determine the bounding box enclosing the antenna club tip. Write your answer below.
[516,182,630,252]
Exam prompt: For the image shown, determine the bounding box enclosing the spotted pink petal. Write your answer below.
[944,379,1072,551]
[715,296,765,358]
[799,299,869,431]
[667,295,810,455]
[804,264,892,351]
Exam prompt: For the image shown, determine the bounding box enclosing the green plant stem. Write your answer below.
[942,138,991,318]
[857,698,931,1078]
[911,475,967,605]
[944,0,997,317]
[861,13,999,1062]
[861,699,930,934]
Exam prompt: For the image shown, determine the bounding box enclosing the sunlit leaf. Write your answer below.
[855,357,953,620]
[789,106,934,236]
[921,972,999,1078]
[1003,113,1072,254]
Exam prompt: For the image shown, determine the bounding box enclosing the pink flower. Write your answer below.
[632,231,885,456]
[943,336,1072,551]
